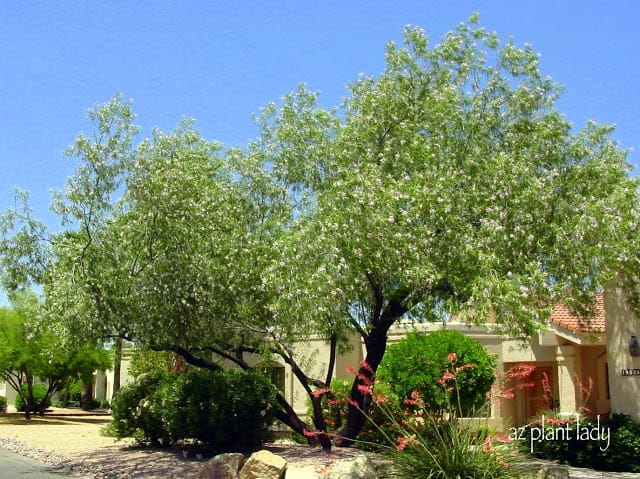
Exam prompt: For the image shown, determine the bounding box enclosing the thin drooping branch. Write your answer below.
[150,344,222,371]
[324,333,338,387]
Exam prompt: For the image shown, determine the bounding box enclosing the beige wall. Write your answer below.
[93,352,133,402]
[0,380,18,410]
[605,285,640,422]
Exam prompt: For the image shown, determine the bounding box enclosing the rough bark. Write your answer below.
[337,282,410,446]
[337,325,390,445]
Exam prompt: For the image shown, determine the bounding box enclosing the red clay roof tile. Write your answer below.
[550,293,606,333]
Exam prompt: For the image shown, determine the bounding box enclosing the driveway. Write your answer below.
[0,448,78,478]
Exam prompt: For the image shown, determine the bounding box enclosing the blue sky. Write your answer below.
[1,1,639,304]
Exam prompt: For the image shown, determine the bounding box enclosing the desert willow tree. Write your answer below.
[0,95,139,399]
[44,107,336,447]
[47,95,139,397]
[259,16,639,444]
[110,118,344,450]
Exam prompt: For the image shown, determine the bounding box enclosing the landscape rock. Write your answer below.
[327,455,378,479]
[536,464,569,479]
[239,449,287,479]
[199,452,246,479]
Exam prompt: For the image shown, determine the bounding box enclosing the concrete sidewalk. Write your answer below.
[0,447,79,479]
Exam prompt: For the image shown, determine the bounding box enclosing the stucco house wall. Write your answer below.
[605,285,640,422]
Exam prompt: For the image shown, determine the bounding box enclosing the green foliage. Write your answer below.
[56,379,83,407]
[128,348,173,378]
[0,292,112,416]
[110,368,276,453]
[519,413,640,472]
[2,16,639,440]
[0,395,7,413]
[378,330,496,416]
[162,369,276,452]
[110,372,169,446]
[14,384,50,412]
[387,418,513,479]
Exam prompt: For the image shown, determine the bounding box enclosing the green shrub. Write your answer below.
[0,395,6,413]
[519,413,640,472]
[62,380,83,407]
[378,330,496,416]
[162,369,276,452]
[110,368,277,453]
[14,384,51,413]
[129,348,173,378]
[110,372,169,446]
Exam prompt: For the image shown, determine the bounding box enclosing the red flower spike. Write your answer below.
[360,360,374,374]
[357,384,373,396]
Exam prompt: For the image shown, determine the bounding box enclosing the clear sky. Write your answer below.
[1,1,639,305]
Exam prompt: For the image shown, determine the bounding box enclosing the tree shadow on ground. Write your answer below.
[77,444,205,478]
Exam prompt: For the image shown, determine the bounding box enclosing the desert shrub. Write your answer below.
[14,384,51,413]
[60,380,83,407]
[387,414,513,479]
[128,348,173,378]
[0,395,6,412]
[378,330,496,416]
[518,413,640,472]
[110,368,276,452]
[110,372,169,446]
[162,369,276,453]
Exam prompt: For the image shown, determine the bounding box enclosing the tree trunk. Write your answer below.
[112,337,122,400]
[81,382,93,410]
[24,374,34,420]
[272,391,333,450]
[337,326,389,446]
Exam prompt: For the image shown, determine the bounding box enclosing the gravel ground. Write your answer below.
[0,410,204,478]
[0,409,371,478]
[4,410,637,479]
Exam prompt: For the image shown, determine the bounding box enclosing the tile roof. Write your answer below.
[550,293,606,333]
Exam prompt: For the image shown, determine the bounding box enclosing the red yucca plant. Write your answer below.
[311,358,521,478]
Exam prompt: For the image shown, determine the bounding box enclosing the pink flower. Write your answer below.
[312,387,331,398]
[447,352,457,362]
[404,389,425,407]
[495,434,512,443]
[374,394,389,403]
[396,435,419,451]
[357,384,372,396]
[360,360,374,374]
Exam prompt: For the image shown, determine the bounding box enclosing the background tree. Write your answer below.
[0,291,111,416]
